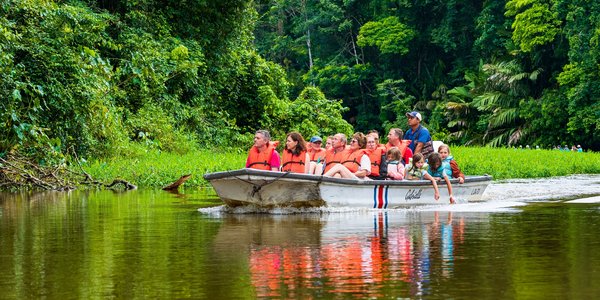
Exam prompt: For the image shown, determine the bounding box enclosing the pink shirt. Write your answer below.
[387,161,405,180]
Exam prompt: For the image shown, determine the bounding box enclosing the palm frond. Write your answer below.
[485,130,512,147]
[447,86,472,99]
[488,108,519,129]
[473,92,503,110]
[508,127,523,145]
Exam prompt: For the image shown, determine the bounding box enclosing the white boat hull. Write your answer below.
[204,169,492,208]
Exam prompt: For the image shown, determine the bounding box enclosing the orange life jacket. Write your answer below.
[367,148,384,177]
[246,141,278,170]
[342,149,368,173]
[323,147,349,173]
[281,150,307,173]
[308,148,326,162]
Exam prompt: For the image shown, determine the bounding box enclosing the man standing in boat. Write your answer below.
[403,111,434,158]
[385,128,413,165]
[246,130,281,171]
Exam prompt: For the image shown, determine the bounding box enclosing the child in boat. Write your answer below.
[437,144,465,184]
[386,147,405,180]
[405,153,441,200]
[426,152,455,204]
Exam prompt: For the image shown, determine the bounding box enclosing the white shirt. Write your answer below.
[358,154,371,174]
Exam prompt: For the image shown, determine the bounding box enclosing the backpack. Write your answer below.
[368,153,388,180]
[378,153,388,178]
[413,126,434,159]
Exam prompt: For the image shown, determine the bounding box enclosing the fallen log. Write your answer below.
[162,174,192,191]
[106,179,138,190]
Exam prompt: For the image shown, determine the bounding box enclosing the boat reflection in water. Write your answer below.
[213,209,480,298]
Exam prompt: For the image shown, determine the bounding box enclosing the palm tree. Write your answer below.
[444,62,487,145]
[472,60,541,147]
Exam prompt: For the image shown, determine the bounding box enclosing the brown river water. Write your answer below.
[1,175,600,299]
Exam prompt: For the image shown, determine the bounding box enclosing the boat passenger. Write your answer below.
[307,136,327,174]
[325,136,334,151]
[385,128,413,165]
[367,130,387,150]
[427,153,455,204]
[403,111,434,158]
[246,130,280,171]
[405,153,441,201]
[366,135,387,180]
[323,133,371,179]
[281,132,310,174]
[438,144,465,184]
[323,133,350,173]
[385,147,405,180]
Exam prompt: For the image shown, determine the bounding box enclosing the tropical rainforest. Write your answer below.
[1,0,599,164]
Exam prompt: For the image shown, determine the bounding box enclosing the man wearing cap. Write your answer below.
[403,111,432,156]
[307,136,327,174]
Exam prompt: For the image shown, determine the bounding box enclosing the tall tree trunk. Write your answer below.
[306,27,313,69]
[301,0,313,70]
[351,34,359,65]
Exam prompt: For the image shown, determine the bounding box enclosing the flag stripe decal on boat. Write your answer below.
[373,186,377,208]
[373,185,388,209]
[378,185,384,208]
[384,186,389,209]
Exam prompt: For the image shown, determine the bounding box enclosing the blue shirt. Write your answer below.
[427,164,448,178]
[403,125,431,153]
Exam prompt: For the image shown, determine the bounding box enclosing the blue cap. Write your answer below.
[309,136,322,143]
[405,111,422,121]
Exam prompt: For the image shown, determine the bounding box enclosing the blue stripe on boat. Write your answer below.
[373,185,377,208]
[384,185,389,208]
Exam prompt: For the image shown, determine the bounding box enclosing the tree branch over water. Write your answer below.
[0,154,136,191]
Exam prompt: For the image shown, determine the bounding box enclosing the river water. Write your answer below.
[1,175,600,299]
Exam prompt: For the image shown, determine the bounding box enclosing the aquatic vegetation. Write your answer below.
[82,150,246,188]
[452,146,600,180]
[82,147,600,188]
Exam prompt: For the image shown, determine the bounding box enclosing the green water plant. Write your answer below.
[451,146,600,180]
[82,150,246,188]
[81,146,600,189]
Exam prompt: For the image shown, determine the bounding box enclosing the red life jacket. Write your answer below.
[246,141,278,170]
[323,147,349,173]
[281,150,307,173]
[366,148,384,177]
[308,148,326,162]
[342,149,368,173]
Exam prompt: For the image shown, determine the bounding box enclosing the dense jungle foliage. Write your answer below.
[1,0,599,165]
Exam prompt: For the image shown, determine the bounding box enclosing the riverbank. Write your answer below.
[80,146,600,189]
